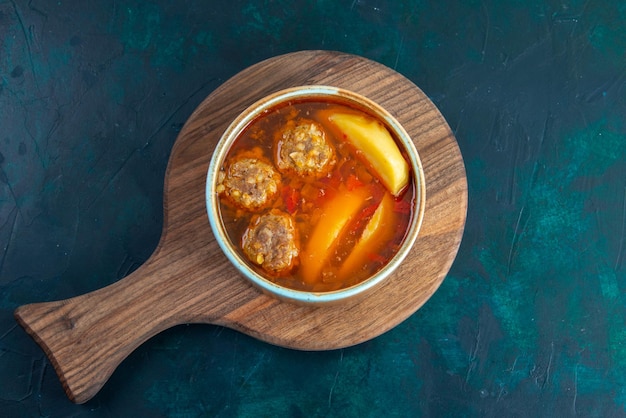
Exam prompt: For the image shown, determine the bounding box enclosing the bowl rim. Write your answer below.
[205,85,426,305]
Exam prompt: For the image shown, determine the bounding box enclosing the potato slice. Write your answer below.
[337,192,396,280]
[300,187,369,284]
[328,113,409,196]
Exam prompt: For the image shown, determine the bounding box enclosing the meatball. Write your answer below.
[275,119,335,179]
[242,210,299,275]
[217,157,281,211]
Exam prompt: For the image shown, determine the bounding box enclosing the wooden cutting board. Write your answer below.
[14,50,467,404]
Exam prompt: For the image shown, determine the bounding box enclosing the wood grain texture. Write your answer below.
[14,51,467,404]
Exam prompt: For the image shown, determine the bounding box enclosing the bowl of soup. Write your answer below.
[206,85,425,305]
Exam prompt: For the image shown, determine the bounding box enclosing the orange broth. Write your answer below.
[218,99,415,292]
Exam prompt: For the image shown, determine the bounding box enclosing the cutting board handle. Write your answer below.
[14,251,215,404]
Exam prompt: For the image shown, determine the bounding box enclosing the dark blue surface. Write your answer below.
[2,1,626,416]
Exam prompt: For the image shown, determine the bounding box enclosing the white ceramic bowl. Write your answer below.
[206,85,425,305]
